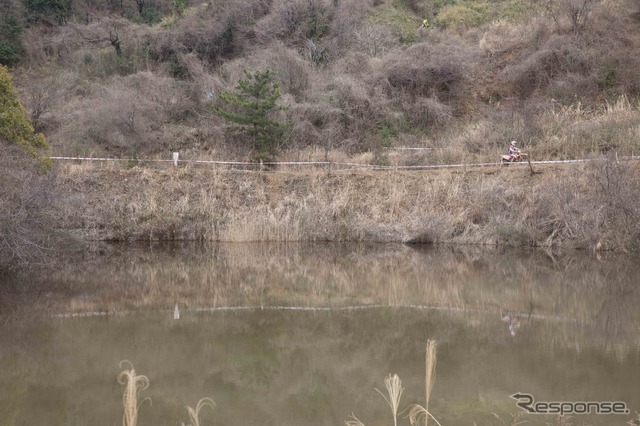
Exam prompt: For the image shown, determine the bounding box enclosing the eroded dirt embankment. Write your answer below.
[52,160,640,250]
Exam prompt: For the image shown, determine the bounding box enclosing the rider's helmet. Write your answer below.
[511,140,517,145]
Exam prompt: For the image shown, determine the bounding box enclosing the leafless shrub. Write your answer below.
[330,52,375,77]
[55,72,200,155]
[544,0,597,33]
[0,145,57,272]
[632,0,640,20]
[287,117,320,150]
[331,0,373,51]
[502,49,555,97]
[73,18,129,56]
[383,42,475,102]
[352,24,398,57]
[583,157,640,250]
[19,24,80,65]
[73,0,124,21]
[386,61,460,98]
[478,19,550,62]
[167,0,269,67]
[254,44,311,100]
[175,14,237,65]
[254,0,335,47]
[303,38,332,69]
[288,101,342,149]
[400,97,453,128]
[462,156,640,251]
[172,52,207,80]
[14,69,75,133]
[404,0,430,16]
[500,34,593,97]
[319,75,388,150]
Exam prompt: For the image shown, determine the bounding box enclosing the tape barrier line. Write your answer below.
[52,304,587,324]
[49,156,640,172]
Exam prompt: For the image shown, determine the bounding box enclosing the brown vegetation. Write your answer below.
[52,156,640,251]
[2,0,639,161]
[0,145,56,271]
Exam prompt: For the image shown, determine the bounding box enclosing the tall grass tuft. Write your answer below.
[425,340,437,423]
[375,374,404,426]
[345,413,367,426]
[182,397,216,426]
[117,360,151,426]
[346,341,440,426]
[409,340,440,426]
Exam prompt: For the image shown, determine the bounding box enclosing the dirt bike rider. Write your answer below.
[508,141,520,160]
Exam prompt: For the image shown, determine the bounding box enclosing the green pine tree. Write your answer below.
[213,69,288,161]
[0,13,23,67]
[23,0,72,25]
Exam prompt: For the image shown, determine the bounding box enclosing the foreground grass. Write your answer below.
[118,361,214,426]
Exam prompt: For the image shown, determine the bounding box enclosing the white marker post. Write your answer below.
[172,152,179,167]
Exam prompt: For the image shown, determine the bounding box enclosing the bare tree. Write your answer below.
[0,145,56,273]
[134,0,145,16]
[74,19,124,56]
[545,0,597,33]
[16,71,73,133]
[353,24,397,57]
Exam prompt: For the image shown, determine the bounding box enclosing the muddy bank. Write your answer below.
[53,159,640,251]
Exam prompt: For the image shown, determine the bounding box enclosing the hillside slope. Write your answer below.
[2,0,640,163]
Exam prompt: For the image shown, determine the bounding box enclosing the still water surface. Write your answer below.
[1,243,639,426]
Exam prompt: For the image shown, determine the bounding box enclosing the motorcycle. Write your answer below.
[500,152,528,164]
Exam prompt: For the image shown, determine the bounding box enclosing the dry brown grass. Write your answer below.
[182,397,216,426]
[347,341,440,426]
[52,155,640,253]
[376,374,404,426]
[0,144,58,272]
[408,340,440,426]
[117,360,151,426]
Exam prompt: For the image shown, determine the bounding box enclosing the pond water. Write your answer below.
[0,243,639,426]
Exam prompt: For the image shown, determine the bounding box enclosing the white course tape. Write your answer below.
[49,156,640,172]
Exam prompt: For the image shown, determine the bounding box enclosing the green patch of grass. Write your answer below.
[435,0,542,29]
[599,62,618,89]
[367,123,397,148]
[167,58,188,80]
[369,4,420,45]
[493,0,543,22]
[435,3,486,29]
[79,51,136,80]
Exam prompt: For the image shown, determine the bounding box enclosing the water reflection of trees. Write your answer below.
[4,242,640,353]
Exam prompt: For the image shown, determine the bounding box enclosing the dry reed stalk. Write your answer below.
[491,411,527,426]
[182,397,216,426]
[408,340,441,426]
[375,373,404,426]
[425,339,437,424]
[345,413,367,426]
[117,360,151,426]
